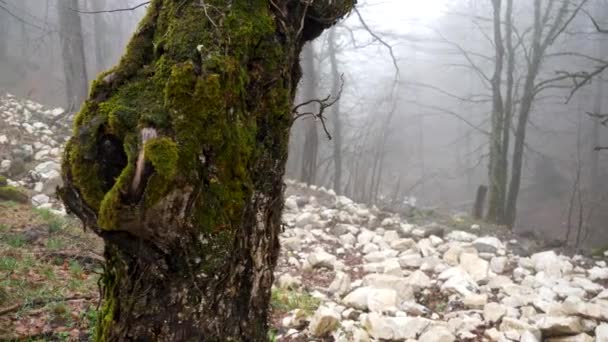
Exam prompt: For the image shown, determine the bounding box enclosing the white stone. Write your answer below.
[459,252,489,282]
[34,161,60,174]
[307,248,337,269]
[0,135,8,144]
[406,270,432,290]
[446,230,478,242]
[390,238,416,252]
[363,313,430,340]
[31,194,50,206]
[596,324,608,342]
[362,274,415,301]
[329,272,351,295]
[589,267,608,281]
[399,253,423,268]
[0,159,10,173]
[463,293,487,309]
[490,256,508,274]
[473,236,504,253]
[277,274,301,289]
[531,251,562,277]
[484,302,507,322]
[418,326,455,342]
[308,306,340,337]
[342,287,397,312]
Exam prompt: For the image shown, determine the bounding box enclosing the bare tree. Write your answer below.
[300,43,319,185]
[57,0,89,110]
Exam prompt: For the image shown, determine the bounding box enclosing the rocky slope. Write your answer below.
[2,94,608,341]
[0,93,68,214]
[274,182,608,341]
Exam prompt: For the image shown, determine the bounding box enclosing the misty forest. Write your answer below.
[2,0,608,341]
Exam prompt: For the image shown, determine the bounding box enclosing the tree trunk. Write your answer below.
[300,43,319,185]
[59,0,354,340]
[0,10,8,61]
[486,0,506,224]
[473,185,488,219]
[92,0,110,74]
[505,0,545,228]
[57,0,89,110]
[328,27,343,195]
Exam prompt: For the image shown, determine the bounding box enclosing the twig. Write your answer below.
[292,75,345,140]
[71,1,150,14]
[353,8,399,77]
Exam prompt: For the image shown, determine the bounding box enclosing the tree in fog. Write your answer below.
[300,44,320,185]
[57,0,88,111]
[59,0,354,340]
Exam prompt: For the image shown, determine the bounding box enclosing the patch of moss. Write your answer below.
[0,186,28,203]
[0,176,7,186]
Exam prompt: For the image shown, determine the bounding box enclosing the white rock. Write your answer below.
[307,248,337,269]
[463,293,487,309]
[363,313,430,340]
[339,233,356,246]
[277,274,301,289]
[362,274,415,301]
[439,267,479,296]
[531,251,562,277]
[0,159,10,173]
[596,324,608,342]
[537,316,588,336]
[34,161,60,174]
[329,272,351,296]
[0,135,8,144]
[446,230,478,242]
[342,287,397,312]
[589,267,608,281]
[490,256,508,274]
[473,236,504,253]
[390,238,416,252]
[399,253,423,268]
[459,253,489,282]
[484,302,507,322]
[308,306,340,337]
[31,194,50,206]
[358,230,375,245]
[499,317,541,341]
[406,270,432,290]
[418,326,455,342]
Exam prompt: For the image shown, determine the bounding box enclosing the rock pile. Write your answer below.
[0,94,69,214]
[275,181,608,341]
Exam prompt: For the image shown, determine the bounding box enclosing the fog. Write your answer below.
[1,0,607,252]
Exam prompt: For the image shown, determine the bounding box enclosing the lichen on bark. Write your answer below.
[59,0,355,340]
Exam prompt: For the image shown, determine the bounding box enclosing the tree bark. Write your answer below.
[0,10,8,61]
[300,43,319,185]
[486,0,506,224]
[328,27,343,195]
[92,0,110,74]
[57,0,89,110]
[59,0,354,340]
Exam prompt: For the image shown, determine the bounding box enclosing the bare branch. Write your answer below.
[353,8,400,76]
[71,1,150,14]
[291,75,345,140]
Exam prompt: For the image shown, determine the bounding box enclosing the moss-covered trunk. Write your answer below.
[59,0,354,340]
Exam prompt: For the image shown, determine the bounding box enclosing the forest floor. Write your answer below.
[0,200,101,341]
[0,198,324,341]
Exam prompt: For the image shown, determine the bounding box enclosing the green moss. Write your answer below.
[0,186,28,203]
[0,176,6,186]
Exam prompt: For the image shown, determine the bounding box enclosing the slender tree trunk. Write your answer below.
[300,43,319,185]
[57,0,89,110]
[59,1,354,340]
[328,27,343,195]
[505,0,545,228]
[0,10,8,61]
[486,0,506,223]
[92,0,109,74]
